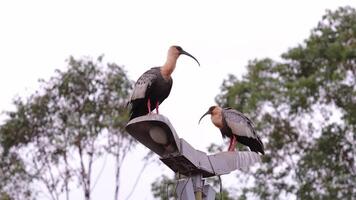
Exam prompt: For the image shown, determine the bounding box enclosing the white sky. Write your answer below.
[0,0,354,199]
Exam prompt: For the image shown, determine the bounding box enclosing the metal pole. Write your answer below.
[195,191,202,200]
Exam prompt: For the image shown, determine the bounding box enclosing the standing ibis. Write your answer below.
[199,106,264,154]
[128,46,200,120]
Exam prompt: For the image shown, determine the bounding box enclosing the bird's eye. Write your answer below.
[175,46,182,51]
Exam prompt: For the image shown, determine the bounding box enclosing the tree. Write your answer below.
[215,6,355,199]
[151,173,234,200]
[0,56,135,200]
[149,6,355,199]
[151,175,176,200]
[0,151,34,200]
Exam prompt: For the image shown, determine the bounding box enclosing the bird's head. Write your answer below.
[198,106,221,124]
[168,45,200,66]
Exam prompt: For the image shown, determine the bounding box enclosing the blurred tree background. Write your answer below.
[151,6,355,200]
[216,6,356,200]
[0,56,135,200]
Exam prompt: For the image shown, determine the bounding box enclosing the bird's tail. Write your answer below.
[128,100,149,120]
[129,108,148,120]
[250,142,265,155]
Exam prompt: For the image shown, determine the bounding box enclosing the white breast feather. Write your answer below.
[130,69,158,100]
[131,81,150,100]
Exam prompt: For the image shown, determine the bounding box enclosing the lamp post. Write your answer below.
[126,114,261,199]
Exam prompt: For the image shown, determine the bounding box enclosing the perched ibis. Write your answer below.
[199,106,264,154]
[128,46,200,120]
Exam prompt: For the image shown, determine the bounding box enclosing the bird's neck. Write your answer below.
[161,55,178,79]
[211,112,223,129]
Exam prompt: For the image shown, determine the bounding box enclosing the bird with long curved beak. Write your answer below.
[128,46,200,120]
[199,106,264,154]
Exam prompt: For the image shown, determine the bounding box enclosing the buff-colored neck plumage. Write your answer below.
[211,106,223,129]
[161,46,180,80]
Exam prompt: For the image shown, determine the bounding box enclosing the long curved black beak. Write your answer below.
[179,49,200,66]
[198,110,211,124]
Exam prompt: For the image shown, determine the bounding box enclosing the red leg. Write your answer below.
[147,99,151,113]
[227,138,233,151]
[229,135,237,151]
[155,101,160,114]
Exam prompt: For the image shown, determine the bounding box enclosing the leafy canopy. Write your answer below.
[216,6,355,200]
[0,56,134,200]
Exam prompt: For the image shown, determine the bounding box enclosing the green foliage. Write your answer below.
[297,124,354,200]
[151,175,176,200]
[0,152,34,200]
[151,172,235,199]
[205,177,234,200]
[0,56,134,200]
[215,6,355,200]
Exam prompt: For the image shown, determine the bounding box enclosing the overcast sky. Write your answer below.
[0,1,354,199]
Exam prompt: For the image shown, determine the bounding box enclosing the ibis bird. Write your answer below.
[199,106,264,154]
[128,46,200,120]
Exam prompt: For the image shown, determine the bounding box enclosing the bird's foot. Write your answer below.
[228,146,236,151]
